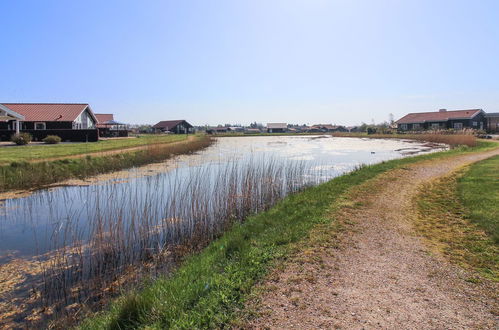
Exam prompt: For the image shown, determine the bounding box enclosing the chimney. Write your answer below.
[439,109,447,112]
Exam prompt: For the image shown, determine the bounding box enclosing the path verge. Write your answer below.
[248,147,499,329]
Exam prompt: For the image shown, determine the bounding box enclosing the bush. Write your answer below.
[11,133,32,145]
[42,135,62,144]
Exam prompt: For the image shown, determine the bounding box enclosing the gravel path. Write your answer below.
[249,148,499,329]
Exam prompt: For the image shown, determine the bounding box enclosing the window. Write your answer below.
[400,124,408,130]
[35,122,46,130]
[431,123,440,129]
[413,123,420,129]
[472,121,478,127]
[453,122,463,130]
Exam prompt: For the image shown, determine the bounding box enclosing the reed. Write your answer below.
[7,157,312,325]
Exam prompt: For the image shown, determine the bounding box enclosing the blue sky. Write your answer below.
[1,0,498,126]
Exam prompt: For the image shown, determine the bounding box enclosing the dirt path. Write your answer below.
[250,148,499,329]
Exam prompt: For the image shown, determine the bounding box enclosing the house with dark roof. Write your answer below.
[152,120,193,134]
[0,103,99,142]
[95,113,128,137]
[396,109,487,131]
[311,124,348,132]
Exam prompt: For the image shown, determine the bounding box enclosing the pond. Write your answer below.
[0,136,442,262]
[0,135,446,325]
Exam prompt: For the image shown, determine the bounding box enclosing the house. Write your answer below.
[152,120,193,134]
[485,113,499,133]
[312,124,348,132]
[95,113,128,138]
[0,103,99,142]
[267,123,287,133]
[206,127,229,134]
[396,109,487,131]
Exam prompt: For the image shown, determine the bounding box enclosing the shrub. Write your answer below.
[42,135,62,144]
[11,132,32,145]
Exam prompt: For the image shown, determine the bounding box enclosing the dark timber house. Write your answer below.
[396,109,487,131]
[152,120,194,134]
[0,103,99,142]
[485,113,499,133]
[95,113,128,137]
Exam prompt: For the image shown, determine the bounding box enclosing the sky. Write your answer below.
[1,0,499,126]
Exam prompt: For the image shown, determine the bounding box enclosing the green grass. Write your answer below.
[458,155,499,243]
[0,135,212,192]
[0,134,187,164]
[415,154,498,281]
[79,141,498,329]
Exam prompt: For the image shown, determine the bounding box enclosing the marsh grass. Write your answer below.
[15,157,310,324]
[0,136,212,191]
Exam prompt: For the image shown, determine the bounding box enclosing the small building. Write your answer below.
[267,123,287,133]
[396,109,487,131]
[206,127,229,134]
[0,103,99,142]
[312,124,348,132]
[485,113,499,133]
[152,120,194,134]
[95,113,128,137]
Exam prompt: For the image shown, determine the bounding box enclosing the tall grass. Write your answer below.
[0,136,213,191]
[8,157,310,325]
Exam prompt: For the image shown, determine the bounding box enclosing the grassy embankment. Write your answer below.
[0,134,187,164]
[415,154,498,281]
[0,135,212,192]
[80,140,498,329]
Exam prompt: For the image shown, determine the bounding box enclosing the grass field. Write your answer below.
[458,155,499,243]
[415,154,498,281]
[79,141,498,329]
[0,135,211,192]
[0,134,187,164]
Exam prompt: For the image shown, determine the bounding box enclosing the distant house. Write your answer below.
[152,120,194,134]
[95,113,128,137]
[396,109,487,131]
[206,127,229,134]
[485,113,499,133]
[312,124,348,132]
[0,103,99,142]
[267,123,287,133]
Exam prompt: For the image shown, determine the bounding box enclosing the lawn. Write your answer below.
[415,153,498,281]
[458,155,499,243]
[0,134,187,164]
[79,141,498,329]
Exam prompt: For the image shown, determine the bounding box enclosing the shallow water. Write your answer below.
[0,136,442,261]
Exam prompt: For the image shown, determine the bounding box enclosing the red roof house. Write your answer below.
[0,103,99,141]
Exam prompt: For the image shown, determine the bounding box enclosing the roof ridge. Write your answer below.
[1,102,89,105]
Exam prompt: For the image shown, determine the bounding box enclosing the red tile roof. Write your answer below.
[1,103,94,122]
[153,120,191,130]
[396,109,483,124]
[95,113,114,124]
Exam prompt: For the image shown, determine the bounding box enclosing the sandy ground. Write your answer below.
[249,148,499,329]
